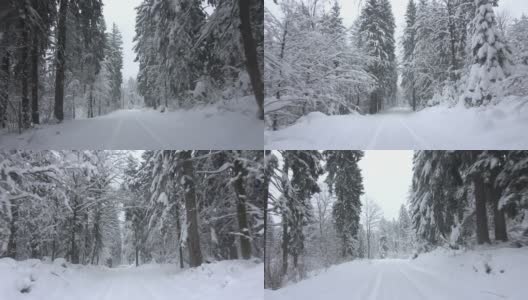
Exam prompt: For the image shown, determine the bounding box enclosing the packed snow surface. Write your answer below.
[266,247,528,300]
[0,105,263,149]
[265,98,528,149]
[0,259,263,300]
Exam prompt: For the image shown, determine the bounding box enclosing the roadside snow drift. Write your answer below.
[0,258,263,300]
[265,97,528,150]
[266,247,528,300]
[0,101,263,149]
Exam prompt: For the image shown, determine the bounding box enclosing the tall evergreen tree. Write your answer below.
[106,23,124,110]
[357,0,397,114]
[324,151,364,258]
[401,0,418,111]
[464,0,512,106]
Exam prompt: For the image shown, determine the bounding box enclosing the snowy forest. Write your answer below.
[265,150,528,296]
[0,150,264,266]
[0,0,264,149]
[0,0,130,131]
[134,0,264,118]
[264,0,528,149]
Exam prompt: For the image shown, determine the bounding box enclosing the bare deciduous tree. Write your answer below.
[362,196,382,259]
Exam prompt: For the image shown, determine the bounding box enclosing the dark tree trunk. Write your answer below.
[1,49,10,128]
[263,151,271,287]
[135,246,139,267]
[238,0,264,120]
[488,185,508,241]
[31,34,39,124]
[70,207,79,264]
[21,17,30,129]
[174,199,185,269]
[233,154,252,259]
[473,176,490,244]
[281,217,289,275]
[51,239,57,261]
[54,0,69,122]
[412,86,416,112]
[181,151,203,267]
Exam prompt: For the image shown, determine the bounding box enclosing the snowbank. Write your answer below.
[266,246,528,300]
[0,258,263,300]
[265,96,528,149]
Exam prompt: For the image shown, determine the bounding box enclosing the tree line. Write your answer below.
[410,151,528,247]
[401,0,528,110]
[122,150,265,267]
[0,150,265,269]
[0,1,126,133]
[265,0,528,130]
[134,0,264,119]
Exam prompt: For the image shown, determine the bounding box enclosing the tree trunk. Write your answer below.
[0,50,8,128]
[488,185,508,241]
[181,151,203,267]
[21,17,30,129]
[54,0,69,122]
[70,207,79,264]
[135,245,139,267]
[238,0,264,120]
[412,86,416,112]
[281,217,289,275]
[473,176,490,244]
[174,200,185,269]
[233,154,252,259]
[31,34,39,124]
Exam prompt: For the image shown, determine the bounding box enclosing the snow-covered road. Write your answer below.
[0,259,263,300]
[265,98,528,149]
[266,247,528,300]
[0,107,263,149]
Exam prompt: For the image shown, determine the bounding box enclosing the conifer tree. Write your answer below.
[324,151,364,258]
[465,0,512,106]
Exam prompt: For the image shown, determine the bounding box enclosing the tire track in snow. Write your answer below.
[363,265,383,300]
[365,117,386,149]
[133,113,165,148]
[397,117,433,149]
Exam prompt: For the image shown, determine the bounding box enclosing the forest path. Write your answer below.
[364,107,437,149]
[265,99,528,149]
[265,250,525,300]
[0,107,263,149]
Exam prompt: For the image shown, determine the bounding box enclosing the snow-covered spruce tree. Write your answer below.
[357,0,397,114]
[464,0,512,106]
[410,151,468,246]
[278,150,323,277]
[508,15,528,66]
[505,15,528,96]
[496,151,528,239]
[106,23,124,111]
[401,0,418,111]
[324,150,364,259]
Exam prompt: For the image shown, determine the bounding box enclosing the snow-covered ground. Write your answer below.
[0,258,263,300]
[0,103,263,149]
[265,98,528,149]
[266,247,528,300]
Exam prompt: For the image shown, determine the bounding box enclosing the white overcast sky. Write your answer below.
[103,0,143,80]
[358,150,413,220]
